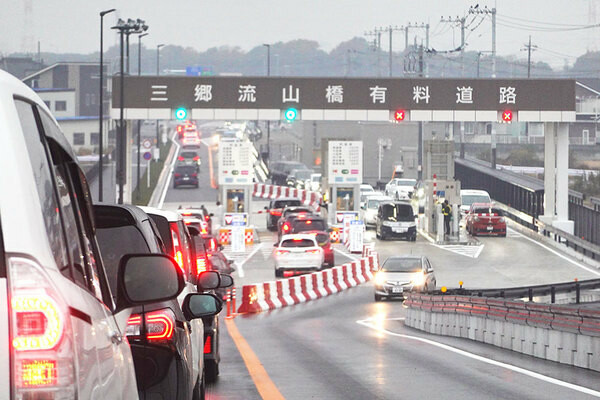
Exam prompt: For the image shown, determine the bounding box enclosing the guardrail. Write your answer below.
[537,219,600,261]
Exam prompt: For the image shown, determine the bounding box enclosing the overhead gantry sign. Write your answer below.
[111,76,575,122]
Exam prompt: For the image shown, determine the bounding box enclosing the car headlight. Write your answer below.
[374,272,386,286]
[411,271,425,286]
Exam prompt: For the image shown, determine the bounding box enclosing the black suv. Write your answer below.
[265,198,303,231]
[269,161,307,186]
[375,201,417,241]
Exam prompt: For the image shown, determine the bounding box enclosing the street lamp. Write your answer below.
[136,32,148,200]
[263,43,271,164]
[125,19,148,74]
[112,17,148,204]
[98,8,116,202]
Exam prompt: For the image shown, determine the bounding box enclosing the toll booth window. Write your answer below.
[226,189,245,212]
[336,187,354,211]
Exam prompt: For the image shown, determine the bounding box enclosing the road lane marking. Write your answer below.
[515,229,600,277]
[334,247,360,261]
[157,131,179,209]
[433,244,484,259]
[357,318,600,397]
[225,319,286,400]
[233,243,265,278]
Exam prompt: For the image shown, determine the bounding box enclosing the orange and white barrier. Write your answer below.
[236,252,379,314]
[253,183,321,212]
[218,227,255,245]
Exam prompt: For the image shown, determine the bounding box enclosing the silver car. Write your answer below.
[373,256,436,301]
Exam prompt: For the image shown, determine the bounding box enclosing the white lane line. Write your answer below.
[516,229,600,277]
[234,243,265,278]
[157,132,179,209]
[433,244,485,259]
[417,228,435,244]
[356,318,600,398]
[334,248,360,262]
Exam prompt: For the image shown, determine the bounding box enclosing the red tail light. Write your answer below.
[197,256,207,274]
[193,156,200,161]
[174,173,181,178]
[275,249,290,255]
[205,215,210,221]
[283,223,290,232]
[305,249,320,254]
[192,173,198,177]
[177,125,183,133]
[170,223,186,273]
[126,309,175,342]
[177,156,185,161]
[270,209,282,216]
[204,335,212,354]
[305,220,312,225]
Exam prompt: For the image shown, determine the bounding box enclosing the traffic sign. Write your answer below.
[284,108,298,122]
[218,142,255,185]
[328,141,363,184]
[142,139,152,149]
[175,107,188,120]
[143,152,152,161]
[394,109,406,121]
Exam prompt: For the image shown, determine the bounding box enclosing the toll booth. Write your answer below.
[324,140,363,225]
[221,186,251,213]
[218,141,255,214]
[423,179,461,239]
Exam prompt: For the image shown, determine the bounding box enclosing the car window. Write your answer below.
[180,151,197,158]
[274,199,302,208]
[462,194,491,206]
[293,219,325,231]
[14,99,69,275]
[281,238,316,248]
[396,179,417,186]
[175,165,197,174]
[382,258,422,272]
[367,199,383,209]
[96,225,150,297]
[381,204,414,222]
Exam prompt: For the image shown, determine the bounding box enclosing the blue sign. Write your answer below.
[186,66,214,76]
[143,151,152,161]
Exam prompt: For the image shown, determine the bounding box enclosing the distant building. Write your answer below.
[21,62,111,154]
[0,56,45,80]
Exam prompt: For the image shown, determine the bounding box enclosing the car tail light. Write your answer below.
[178,156,185,161]
[170,223,186,273]
[205,215,210,221]
[192,173,198,177]
[181,212,192,216]
[126,309,175,343]
[197,256,208,274]
[275,249,290,255]
[305,220,312,225]
[282,223,290,232]
[193,156,200,161]
[174,173,181,178]
[305,249,320,254]
[283,271,295,277]
[269,209,282,216]
[204,335,212,354]
[8,257,75,397]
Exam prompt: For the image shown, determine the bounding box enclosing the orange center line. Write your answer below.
[225,318,285,400]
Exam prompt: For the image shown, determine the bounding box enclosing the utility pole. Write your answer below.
[405,23,430,75]
[521,35,537,78]
[373,26,402,77]
[440,16,467,76]
[365,30,382,77]
[136,32,148,201]
[469,5,496,77]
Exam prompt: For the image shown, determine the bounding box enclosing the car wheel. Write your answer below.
[376,227,381,239]
[411,235,417,242]
[374,294,382,302]
[205,360,219,383]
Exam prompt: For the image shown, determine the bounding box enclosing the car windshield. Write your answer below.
[293,219,325,231]
[462,195,491,206]
[381,258,422,273]
[473,207,504,215]
[283,163,306,174]
[295,170,312,179]
[281,238,315,248]
[274,199,302,208]
[394,179,416,186]
[381,204,414,222]
[96,225,150,296]
[180,151,197,158]
[367,198,385,209]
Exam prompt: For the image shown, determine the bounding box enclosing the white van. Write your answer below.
[0,70,184,399]
[460,189,492,215]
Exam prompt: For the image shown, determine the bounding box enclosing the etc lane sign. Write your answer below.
[112,76,575,121]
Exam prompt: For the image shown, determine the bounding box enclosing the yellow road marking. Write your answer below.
[225,318,285,400]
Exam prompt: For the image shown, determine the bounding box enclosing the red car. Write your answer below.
[308,230,334,267]
[465,203,507,237]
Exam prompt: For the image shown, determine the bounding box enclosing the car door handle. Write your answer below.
[110,331,123,345]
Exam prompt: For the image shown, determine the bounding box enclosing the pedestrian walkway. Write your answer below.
[433,243,485,259]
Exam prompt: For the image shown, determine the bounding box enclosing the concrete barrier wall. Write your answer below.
[405,293,600,371]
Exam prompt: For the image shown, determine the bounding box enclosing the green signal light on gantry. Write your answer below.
[284,108,298,122]
[175,107,188,121]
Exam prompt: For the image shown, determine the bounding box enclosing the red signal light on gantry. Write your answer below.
[502,110,513,122]
[394,109,406,121]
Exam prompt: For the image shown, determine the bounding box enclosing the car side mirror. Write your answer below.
[219,274,234,288]
[115,254,184,313]
[273,243,278,247]
[209,213,214,217]
[182,293,223,320]
[197,270,221,291]
[264,206,268,210]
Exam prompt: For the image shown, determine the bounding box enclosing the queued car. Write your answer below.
[178,150,202,171]
[360,184,375,194]
[287,168,313,189]
[309,173,322,192]
[0,70,188,399]
[265,198,303,230]
[269,161,308,186]
[274,234,325,277]
[182,135,201,149]
[177,122,196,139]
[288,214,329,235]
[465,203,507,237]
[277,206,316,234]
[360,190,383,209]
[173,165,199,189]
[360,194,393,228]
[310,230,334,267]
[460,189,492,217]
[385,178,417,200]
[373,256,436,301]
[375,201,417,241]
[94,204,218,399]
[179,206,213,235]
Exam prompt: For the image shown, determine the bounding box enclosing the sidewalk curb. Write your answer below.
[148,133,177,207]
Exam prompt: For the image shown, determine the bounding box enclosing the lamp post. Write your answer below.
[156,44,165,147]
[263,43,271,164]
[98,8,116,202]
[136,32,148,200]
[112,18,148,204]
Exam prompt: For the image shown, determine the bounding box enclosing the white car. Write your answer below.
[385,178,417,200]
[360,184,375,194]
[460,189,492,216]
[0,69,183,399]
[361,195,393,227]
[274,234,324,277]
[309,173,322,192]
[360,190,383,209]
[182,135,201,149]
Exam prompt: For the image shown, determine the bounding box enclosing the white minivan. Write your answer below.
[0,70,185,399]
[460,189,492,216]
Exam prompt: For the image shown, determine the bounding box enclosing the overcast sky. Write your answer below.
[1,0,598,68]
